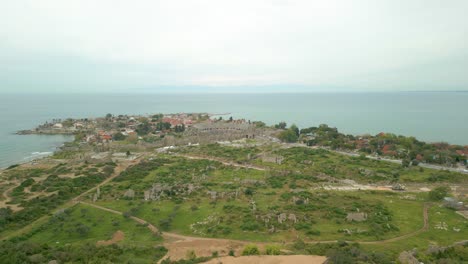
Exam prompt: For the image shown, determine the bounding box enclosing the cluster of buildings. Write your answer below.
[82,114,200,143]
[42,113,251,144]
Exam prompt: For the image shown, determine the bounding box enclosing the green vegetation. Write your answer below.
[6,164,19,170]
[2,128,467,263]
[428,186,450,201]
[0,241,167,264]
[300,124,468,167]
[242,244,260,255]
[89,151,460,246]
[0,162,116,234]
[0,203,165,263]
[277,124,300,143]
[265,244,281,255]
[24,204,162,245]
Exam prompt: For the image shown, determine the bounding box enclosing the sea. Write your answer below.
[1,92,467,168]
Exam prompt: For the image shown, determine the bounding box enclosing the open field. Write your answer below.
[1,142,467,263]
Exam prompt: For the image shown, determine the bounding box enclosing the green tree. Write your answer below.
[75,223,90,236]
[290,124,299,137]
[74,132,86,142]
[253,121,266,128]
[156,122,171,131]
[174,124,185,133]
[136,121,151,135]
[278,129,298,143]
[275,122,287,129]
[113,132,126,141]
[402,159,410,168]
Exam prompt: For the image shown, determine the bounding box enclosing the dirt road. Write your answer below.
[1,157,141,240]
[79,201,431,262]
[0,182,23,212]
[175,154,267,171]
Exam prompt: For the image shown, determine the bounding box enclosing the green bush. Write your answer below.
[242,244,260,256]
[428,186,450,201]
[265,245,281,255]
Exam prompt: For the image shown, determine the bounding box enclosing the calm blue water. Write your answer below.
[1,92,467,168]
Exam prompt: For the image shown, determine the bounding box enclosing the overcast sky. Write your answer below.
[1,0,467,93]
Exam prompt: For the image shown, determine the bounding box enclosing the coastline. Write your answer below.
[0,139,71,171]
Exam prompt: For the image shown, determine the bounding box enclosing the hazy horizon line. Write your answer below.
[1,90,467,95]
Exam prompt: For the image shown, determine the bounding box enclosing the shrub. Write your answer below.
[6,164,19,170]
[428,186,450,201]
[186,250,196,260]
[242,244,260,256]
[265,245,281,255]
[244,188,254,196]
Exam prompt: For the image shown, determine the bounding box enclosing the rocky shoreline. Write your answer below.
[16,129,76,135]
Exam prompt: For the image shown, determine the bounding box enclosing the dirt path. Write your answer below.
[0,182,24,212]
[175,154,266,171]
[79,201,431,262]
[96,230,125,246]
[203,255,326,264]
[79,201,160,234]
[1,153,431,261]
[72,158,142,202]
[1,157,142,240]
[358,203,430,244]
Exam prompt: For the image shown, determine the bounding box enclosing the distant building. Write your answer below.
[53,123,63,129]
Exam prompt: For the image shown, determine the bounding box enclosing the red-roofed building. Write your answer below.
[162,117,183,127]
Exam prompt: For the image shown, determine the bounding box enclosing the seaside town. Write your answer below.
[18,113,468,171]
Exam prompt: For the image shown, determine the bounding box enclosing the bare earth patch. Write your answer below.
[203,255,326,264]
[163,238,245,260]
[96,230,125,246]
[456,211,468,220]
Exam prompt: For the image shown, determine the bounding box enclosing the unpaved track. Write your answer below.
[175,154,266,171]
[2,153,431,261]
[0,183,23,212]
[1,158,140,240]
[96,230,125,246]
[73,158,142,202]
[79,201,430,263]
[79,201,160,234]
[203,255,326,264]
[80,155,431,250]
[81,200,430,245]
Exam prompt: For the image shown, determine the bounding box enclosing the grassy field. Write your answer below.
[86,148,467,247]
[27,203,162,246]
[176,144,467,184]
[3,143,466,263]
